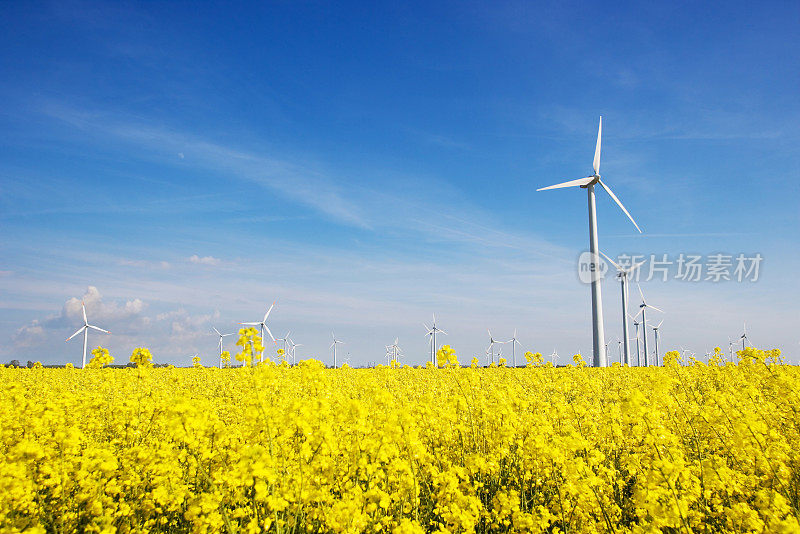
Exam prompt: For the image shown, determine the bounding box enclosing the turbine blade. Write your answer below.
[657,320,663,328]
[422,323,430,332]
[599,251,622,271]
[330,342,335,349]
[598,179,642,233]
[628,259,647,275]
[213,327,221,336]
[66,326,86,341]
[636,282,645,303]
[88,325,110,334]
[264,326,275,342]
[593,116,602,175]
[537,177,594,191]
[438,329,448,336]
[240,322,260,326]
[264,301,275,322]
[82,301,88,324]
[646,304,664,313]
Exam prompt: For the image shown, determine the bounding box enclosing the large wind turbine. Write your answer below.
[330,332,343,368]
[600,252,645,366]
[239,301,276,363]
[66,301,110,368]
[634,283,663,366]
[423,315,447,365]
[212,327,233,368]
[538,117,642,367]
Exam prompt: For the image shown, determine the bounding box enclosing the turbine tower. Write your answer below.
[330,332,343,368]
[537,117,642,367]
[239,301,276,364]
[600,252,645,366]
[423,315,447,366]
[66,301,110,368]
[212,327,233,368]
[634,283,663,366]
[631,315,642,366]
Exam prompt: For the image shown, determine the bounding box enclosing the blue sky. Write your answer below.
[1,0,798,366]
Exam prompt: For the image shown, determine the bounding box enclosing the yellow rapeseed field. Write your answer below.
[1,346,799,533]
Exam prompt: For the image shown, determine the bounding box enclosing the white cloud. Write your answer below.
[189,255,221,266]
[12,321,44,347]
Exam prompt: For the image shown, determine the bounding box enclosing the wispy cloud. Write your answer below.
[189,255,221,266]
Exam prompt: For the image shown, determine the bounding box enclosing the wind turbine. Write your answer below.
[66,301,110,368]
[276,331,291,358]
[212,327,234,368]
[630,316,642,366]
[634,283,663,366]
[650,320,663,365]
[486,330,504,365]
[239,301,276,364]
[507,329,522,367]
[740,322,750,351]
[386,338,402,366]
[330,332,343,368]
[538,117,642,367]
[287,337,302,364]
[423,315,447,365]
[600,252,645,366]
[550,348,558,367]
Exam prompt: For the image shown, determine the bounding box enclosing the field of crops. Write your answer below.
[1,347,798,533]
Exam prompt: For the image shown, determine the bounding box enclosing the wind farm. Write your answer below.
[1,2,797,532]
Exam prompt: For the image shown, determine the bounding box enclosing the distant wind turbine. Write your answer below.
[276,331,291,358]
[423,315,447,365]
[507,329,522,368]
[386,338,402,366]
[600,252,645,366]
[634,283,663,366]
[287,337,302,364]
[550,348,558,367]
[66,301,110,368]
[330,332,343,368]
[239,301,276,364]
[537,117,642,367]
[740,322,750,351]
[650,320,664,365]
[212,327,233,368]
[486,330,504,365]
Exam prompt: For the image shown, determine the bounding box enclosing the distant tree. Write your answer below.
[9,360,20,368]
[26,360,34,368]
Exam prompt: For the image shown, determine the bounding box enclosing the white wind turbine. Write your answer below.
[287,337,302,364]
[66,301,110,369]
[634,283,663,366]
[507,329,522,368]
[600,252,646,366]
[212,327,234,368]
[630,316,642,366]
[550,348,559,367]
[739,322,750,351]
[486,330,505,365]
[423,315,447,365]
[239,301,276,364]
[650,320,664,366]
[330,332,344,368]
[538,117,642,367]
[276,331,291,359]
[386,338,402,366]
